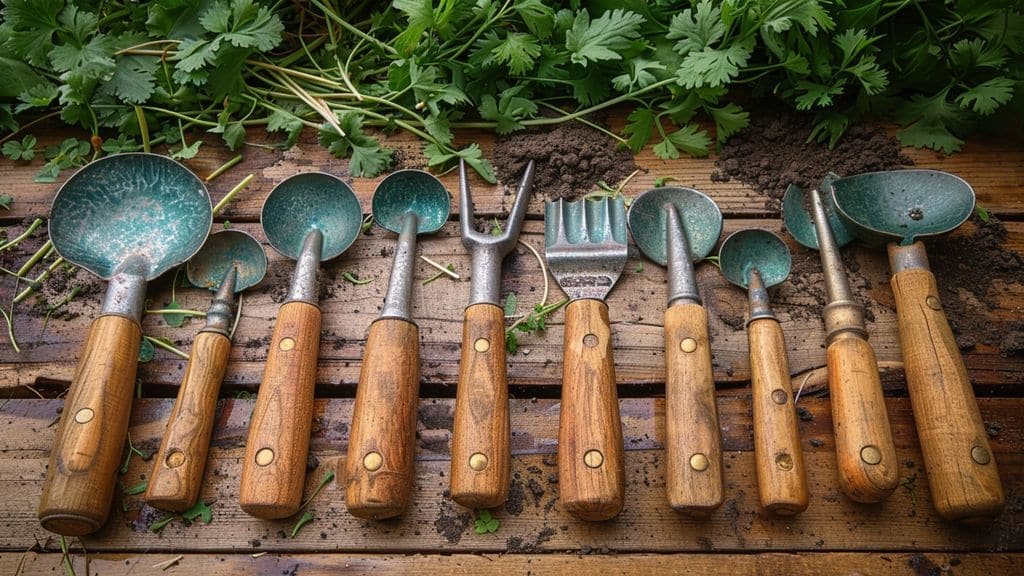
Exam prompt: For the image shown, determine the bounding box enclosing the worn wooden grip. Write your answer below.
[146,331,231,512]
[827,334,899,503]
[38,314,142,535]
[558,299,624,521]
[663,302,723,515]
[239,301,321,519]
[450,304,510,509]
[345,318,420,519]
[890,266,1004,521]
[748,317,809,515]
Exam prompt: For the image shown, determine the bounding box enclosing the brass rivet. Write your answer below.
[279,337,296,351]
[690,453,709,471]
[583,334,599,347]
[255,448,275,466]
[971,445,991,465]
[860,445,882,465]
[925,296,942,311]
[166,450,186,468]
[474,338,490,353]
[469,453,489,471]
[680,338,698,353]
[583,449,604,468]
[363,451,383,471]
[74,408,95,424]
[771,389,788,405]
[776,453,794,471]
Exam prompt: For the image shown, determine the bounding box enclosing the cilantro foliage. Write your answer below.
[0,0,1021,177]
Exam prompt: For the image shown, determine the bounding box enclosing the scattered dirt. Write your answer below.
[492,120,638,201]
[506,525,556,553]
[433,491,472,544]
[505,476,526,516]
[929,215,1024,355]
[712,112,913,208]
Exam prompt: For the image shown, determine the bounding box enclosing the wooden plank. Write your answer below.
[3,551,1020,575]
[1,122,1022,225]
[2,219,1022,393]
[0,398,1020,553]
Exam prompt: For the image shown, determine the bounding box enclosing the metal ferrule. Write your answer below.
[745,268,776,324]
[201,267,237,337]
[888,241,929,273]
[469,245,503,306]
[665,203,701,307]
[380,212,419,321]
[101,256,148,322]
[822,300,868,343]
[286,229,323,305]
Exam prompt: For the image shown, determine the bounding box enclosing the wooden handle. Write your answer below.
[38,314,141,535]
[891,266,1004,521]
[146,331,231,511]
[345,318,420,519]
[827,334,899,503]
[663,302,723,516]
[450,304,510,509]
[239,301,321,519]
[558,299,624,521]
[748,317,809,515]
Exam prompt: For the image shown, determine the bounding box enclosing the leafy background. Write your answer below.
[1,0,1022,182]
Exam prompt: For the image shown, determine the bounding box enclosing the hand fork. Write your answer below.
[450,159,535,508]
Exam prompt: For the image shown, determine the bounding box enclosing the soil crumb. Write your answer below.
[712,112,913,207]
[929,215,1024,355]
[433,493,472,544]
[493,121,637,200]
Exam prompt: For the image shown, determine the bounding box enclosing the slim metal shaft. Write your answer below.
[380,212,419,321]
[746,268,775,323]
[665,203,701,306]
[810,189,854,304]
[286,229,323,305]
[202,267,237,337]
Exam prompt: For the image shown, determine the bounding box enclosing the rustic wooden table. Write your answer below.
[0,124,1021,575]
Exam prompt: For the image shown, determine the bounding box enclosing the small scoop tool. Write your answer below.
[240,173,362,519]
[830,169,1004,522]
[39,153,212,535]
[147,230,267,511]
[719,229,808,515]
[627,187,723,515]
[450,160,535,508]
[783,175,898,503]
[346,170,450,519]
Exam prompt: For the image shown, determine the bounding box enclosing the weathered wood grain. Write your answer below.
[3,552,1020,575]
[0,397,1020,553]
[2,219,1021,394]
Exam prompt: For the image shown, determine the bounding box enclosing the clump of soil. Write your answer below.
[929,215,1024,355]
[492,121,638,200]
[712,113,914,207]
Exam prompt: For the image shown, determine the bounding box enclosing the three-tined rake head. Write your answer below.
[459,159,535,255]
[544,197,628,301]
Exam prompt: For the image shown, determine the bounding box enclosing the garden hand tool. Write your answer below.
[240,172,361,519]
[627,187,723,516]
[147,230,267,511]
[545,196,628,521]
[783,176,898,503]
[831,169,1004,522]
[346,169,450,519]
[39,153,212,535]
[450,159,535,508]
[719,229,808,515]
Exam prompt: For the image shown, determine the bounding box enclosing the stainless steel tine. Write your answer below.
[459,159,535,249]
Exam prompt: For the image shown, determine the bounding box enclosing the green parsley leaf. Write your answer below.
[478,86,538,134]
[474,509,500,534]
[202,0,284,51]
[667,1,724,57]
[653,124,711,159]
[622,107,655,153]
[676,41,753,89]
[956,77,1015,116]
[612,59,666,92]
[503,293,517,317]
[0,195,12,210]
[2,0,64,67]
[2,135,36,161]
[171,139,204,160]
[100,55,159,105]
[565,8,645,67]
[291,511,314,538]
[15,83,58,113]
[707,103,749,143]
[318,112,393,177]
[515,0,555,39]
[163,299,186,328]
[182,500,213,524]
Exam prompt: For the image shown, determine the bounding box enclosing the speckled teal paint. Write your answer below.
[782,173,854,250]
[830,169,975,246]
[372,170,450,234]
[627,187,721,266]
[719,229,791,288]
[261,172,362,260]
[48,153,212,279]
[187,230,267,292]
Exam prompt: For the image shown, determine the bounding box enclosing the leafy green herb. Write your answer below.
[162,299,186,327]
[290,469,334,538]
[505,299,568,355]
[182,500,214,524]
[149,515,176,533]
[975,204,991,223]
[342,271,371,285]
[290,511,314,538]
[490,218,503,237]
[473,509,500,534]
[653,176,676,188]
[503,293,517,317]
[0,195,11,210]
[122,480,148,496]
[119,432,152,475]
[138,337,155,362]
[2,135,35,160]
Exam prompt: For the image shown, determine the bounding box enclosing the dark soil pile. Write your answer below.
[929,215,1024,356]
[492,121,638,200]
[711,113,914,206]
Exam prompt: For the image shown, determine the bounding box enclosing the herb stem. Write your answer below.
[13,257,64,304]
[0,218,44,252]
[311,0,397,55]
[206,155,244,182]
[213,174,255,215]
[144,336,190,359]
[134,106,151,153]
[16,240,53,277]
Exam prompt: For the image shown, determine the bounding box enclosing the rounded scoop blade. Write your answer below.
[627,187,722,266]
[719,229,791,289]
[261,172,362,261]
[372,170,450,234]
[187,229,268,292]
[782,173,853,250]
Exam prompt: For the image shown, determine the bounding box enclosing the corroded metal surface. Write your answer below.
[544,197,628,302]
[261,172,362,261]
[782,173,852,250]
[187,230,267,293]
[372,169,450,235]
[718,229,791,289]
